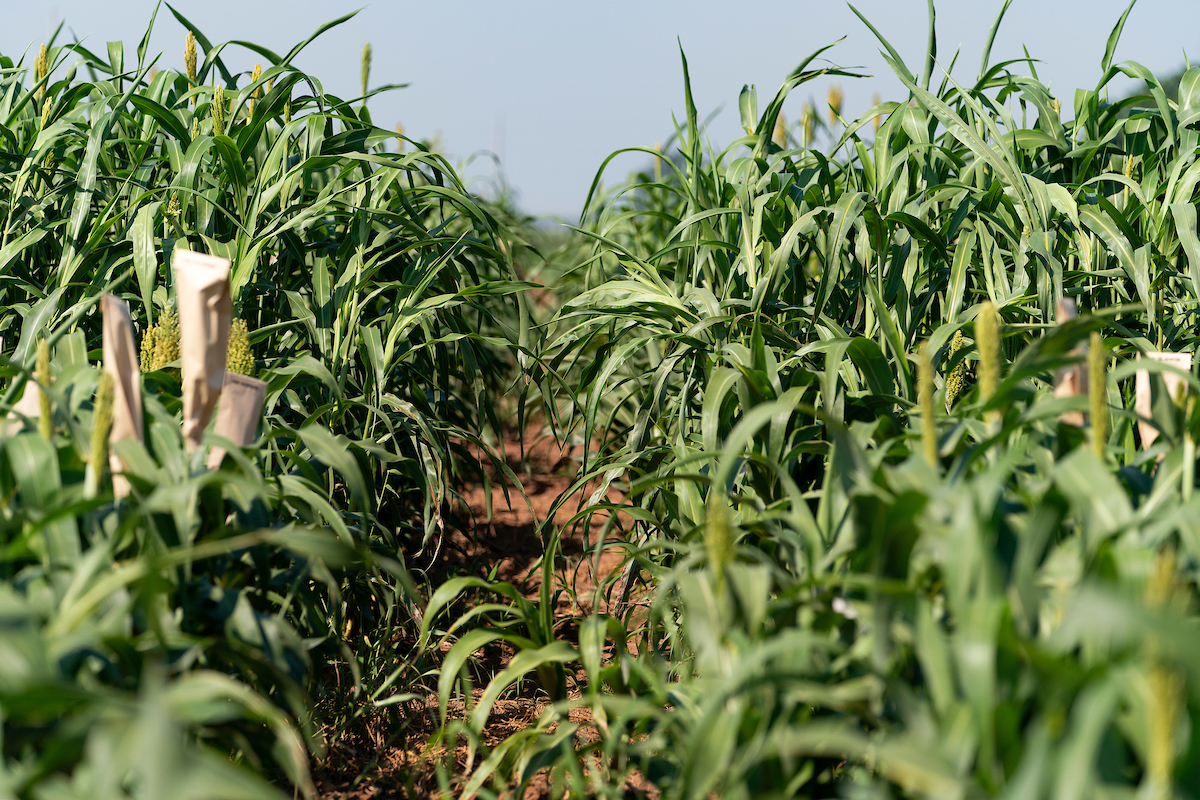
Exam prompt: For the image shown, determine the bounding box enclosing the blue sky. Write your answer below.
[4,1,1197,218]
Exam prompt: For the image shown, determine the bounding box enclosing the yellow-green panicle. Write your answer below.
[141,308,180,372]
[212,85,226,137]
[91,371,114,473]
[706,493,734,597]
[226,318,255,377]
[185,31,197,84]
[248,63,262,117]
[37,339,52,441]
[977,302,1001,407]
[944,330,966,412]
[801,103,815,147]
[918,342,938,468]
[361,42,372,100]
[827,84,843,124]
[1144,548,1185,800]
[1088,331,1107,459]
[35,44,49,99]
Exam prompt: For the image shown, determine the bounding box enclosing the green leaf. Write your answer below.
[813,192,868,324]
[1101,0,1138,75]
[297,425,367,511]
[1053,448,1132,548]
[846,337,894,397]
[1178,66,1200,128]
[738,84,757,134]
[8,433,79,568]
[128,94,188,142]
[469,641,577,730]
[946,230,975,323]
[1171,203,1200,302]
[130,202,161,321]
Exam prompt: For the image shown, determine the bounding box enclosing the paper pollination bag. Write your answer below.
[0,336,30,438]
[206,371,268,469]
[102,294,144,496]
[4,334,46,435]
[11,379,41,420]
[1052,298,1087,427]
[1135,351,1192,449]
[174,250,232,453]
[2,379,41,438]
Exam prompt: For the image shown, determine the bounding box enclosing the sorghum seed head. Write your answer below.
[977,302,1001,406]
[37,339,52,441]
[945,330,966,412]
[706,494,734,595]
[91,371,114,471]
[212,85,227,137]
[226,318,255,377]
[36,44,49,86]
[142,308,180,372]
[361,42,372,99]
[1088,331,1107,459]
[248,63,262,116]
[184,32,197,83]
[827,84,843,124]
[918,342,938,468]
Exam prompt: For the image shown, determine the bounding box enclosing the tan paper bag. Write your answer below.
[175,250,232,453]
[1136,351,1192,449]
[103,294,144,496]
[1052,298,1087,426]
[0,337,30,437]
[4,379,41,435]
[206,371,268,469]
[5,329,42,435]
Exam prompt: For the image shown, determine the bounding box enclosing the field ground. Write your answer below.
[314,427,639,798]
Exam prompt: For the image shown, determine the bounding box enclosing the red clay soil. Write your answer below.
[313,427,647,799]
[447,426,631,614]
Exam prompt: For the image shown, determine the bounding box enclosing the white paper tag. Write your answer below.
[1136,351,1192,449]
